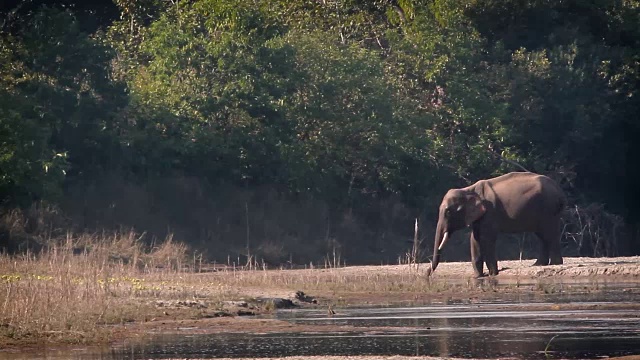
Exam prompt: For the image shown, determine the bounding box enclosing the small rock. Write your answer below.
[204,311,232,318]
[154,299,207,309]
[176,300,207,309]
[257,297,297,309]
[223,300,248,308]
[237,309,255,316]
[292,290,318,304]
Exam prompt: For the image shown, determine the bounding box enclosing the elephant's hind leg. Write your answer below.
[532,231,550,266]
[547,217,563,265]
[534,217,563,266]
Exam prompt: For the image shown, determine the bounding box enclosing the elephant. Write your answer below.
[427,171,566,278]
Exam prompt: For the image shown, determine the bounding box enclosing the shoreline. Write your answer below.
[1,256,639,351]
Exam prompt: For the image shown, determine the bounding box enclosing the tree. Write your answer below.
[0,6,126,204]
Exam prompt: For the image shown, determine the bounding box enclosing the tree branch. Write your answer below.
[389,0,407,23]
[487,150,530,172]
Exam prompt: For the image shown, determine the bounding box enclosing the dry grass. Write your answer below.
[0,230,206,344]
[2,220,638,347]
[206,267,455,295]
[0,228,482,345]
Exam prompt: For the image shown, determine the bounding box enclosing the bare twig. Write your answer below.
[245,202,250,261]
[544,334,560,357]
[486,150,530,172]
[411,218,421,270]
[390,1,407,23]
[562,203,622,257]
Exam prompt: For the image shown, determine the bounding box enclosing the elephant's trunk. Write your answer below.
[429,220,449,275]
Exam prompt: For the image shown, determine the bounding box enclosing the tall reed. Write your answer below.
[0,230,189,343]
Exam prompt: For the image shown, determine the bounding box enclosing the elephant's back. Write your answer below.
[486,172,547,196]
[485,172,566,229]
[488,172,563,197]
[486,171,548,184]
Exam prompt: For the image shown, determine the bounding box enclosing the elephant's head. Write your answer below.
[428,189,486,275]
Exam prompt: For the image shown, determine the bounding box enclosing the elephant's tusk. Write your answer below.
[438,231,449,251]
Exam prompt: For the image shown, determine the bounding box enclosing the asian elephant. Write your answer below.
[427,172,566,278]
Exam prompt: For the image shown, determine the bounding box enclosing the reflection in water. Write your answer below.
[114,319,638,360]
[1,282,640,359]
[270,292,640,359]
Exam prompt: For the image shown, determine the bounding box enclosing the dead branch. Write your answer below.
[486,149,530,172]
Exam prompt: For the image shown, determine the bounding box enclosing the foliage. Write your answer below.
[1,7,126,204]
[1,0,639,261]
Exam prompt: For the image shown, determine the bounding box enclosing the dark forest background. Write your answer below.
[1,0,639,266]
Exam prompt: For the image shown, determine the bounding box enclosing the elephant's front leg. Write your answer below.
[470,227,485,277]
[470,233,483,277]
[483,234,498,276]
[470,225,498,277]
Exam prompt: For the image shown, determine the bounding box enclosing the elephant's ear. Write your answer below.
[465,192,486,226]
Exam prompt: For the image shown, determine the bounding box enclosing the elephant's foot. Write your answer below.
[486,260,499,276]
[549,256,563,265]
[472,258,484,278]
[532,259,549,266]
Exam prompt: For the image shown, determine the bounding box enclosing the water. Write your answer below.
[2,283,640,359]
[269,302,640,359]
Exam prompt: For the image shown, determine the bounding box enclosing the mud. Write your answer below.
[324,256,640,280]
